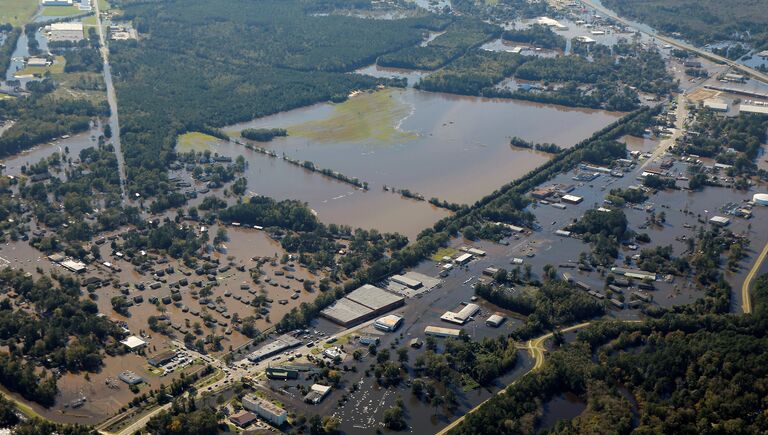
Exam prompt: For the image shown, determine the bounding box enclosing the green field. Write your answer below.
[176,131,220,152]
[41,5,81,16]
[0,0,37,25]
[288,89,418,144]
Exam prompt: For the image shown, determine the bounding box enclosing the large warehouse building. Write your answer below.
[321,284,404,327]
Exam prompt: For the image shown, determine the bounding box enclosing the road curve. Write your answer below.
[742,240,768,314]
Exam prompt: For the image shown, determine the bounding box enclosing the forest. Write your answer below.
[417,50,524,95]
[110,0,450,197]
[0,92,109,158]
[377,19,500,70]
[502,24,566,50]
[602,0,768,47]
[453,274,768,434]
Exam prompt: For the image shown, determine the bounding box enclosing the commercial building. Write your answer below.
[61,259,86,273]
[753,193,768,206]
[230,410,258,428]
[42,0,73,5]
[374,314,403,332]
[454,253,473,265]
[304,384,332,404]
[46,22,84,42]
[555,230,572,237]
[118,370,143,385]
[486,313,506,327]
[740,104,768,115]
[120,335,147,351]
[709,216,730,226]
[441,303,480,325]
[610,267,656,281]
[561,194,583,204]
[425,325,462,338]
[321,284,404,327]
[242,395,287,426]
[265,367,299,380]
[26,57,47,67]
[534,16,568,30]
[390,274,422,289]
[703,99,729,111]
[148,350,177,367]
[247,334,301,362]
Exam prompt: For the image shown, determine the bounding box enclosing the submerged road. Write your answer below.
[93,0,128,203]
[578,0,768,85]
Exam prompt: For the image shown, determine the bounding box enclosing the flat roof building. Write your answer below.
[374,314,403,332]
[61,259,86,273]
[390,274,422,289]
[242,395,287,426]
[561,194,583,204]
[321,284,404,327]
[121,335,146,351]
[425,325,462,338]
[148,350,177,367]
[441,303,480,325]
[47,22,84,42]
[703,99,729,111]
[118,370,143,385]
[454,253,473,265]
[709,216,730,226]
[304,384,332,404]
[247,334,301,362]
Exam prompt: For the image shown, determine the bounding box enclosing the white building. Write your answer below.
[47,22,84,42]
[441,303,480,325]
[753,193,768,206]
[42,0,74,5]
[242,395,287,426]
[425,325,462,338]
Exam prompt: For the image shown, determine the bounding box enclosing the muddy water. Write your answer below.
[215,88,620,236]
[0,126,101,176]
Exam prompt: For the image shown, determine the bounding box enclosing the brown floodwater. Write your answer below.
[0,126,101,177]
[211,88,620,238]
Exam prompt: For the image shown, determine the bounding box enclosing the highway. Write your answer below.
[93,0,128,203]
[741,240,768,314]
[578,0,768,85]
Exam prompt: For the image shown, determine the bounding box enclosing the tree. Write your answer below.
[383,405,407,430]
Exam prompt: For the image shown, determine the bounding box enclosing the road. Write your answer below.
[640,94,687,170]
[741,240,768,314]
[93,0,128,203]
[578,0,768,85]
[436,322,592,435]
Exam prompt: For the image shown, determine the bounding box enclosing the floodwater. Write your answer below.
[353,64,429,87]
[215,88,620,238]
[537,392,587,431]
[0,125,101,176]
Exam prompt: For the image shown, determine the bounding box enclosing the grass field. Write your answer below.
[430,246,459,262]
[176,132,221,152]
[289,89,418,144]
[0,0,37,25]
[14,55,66,76]
[41,5,81,16]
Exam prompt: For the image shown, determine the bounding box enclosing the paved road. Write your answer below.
[578,0,768,85]
[93,0,128,203]
[741,240,768,314]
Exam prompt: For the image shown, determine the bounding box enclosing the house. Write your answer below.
[121,335,146,351]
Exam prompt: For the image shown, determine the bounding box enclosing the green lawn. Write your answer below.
[176,131,220,152]
[430,246,458,262]
[0,0,37,25]
[41,5,81,16]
